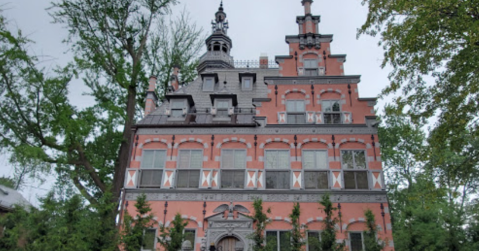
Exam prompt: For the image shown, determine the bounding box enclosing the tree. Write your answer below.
[359,0,479,147]
[248,198,273,251]
[0,176,16,189]
[362,209,385,251]
[289,202,305,251]
[317,194,345,251]
[158,213,189,251]
[120,194,155,251]
[0,193,117,251]
[1,0,204,210]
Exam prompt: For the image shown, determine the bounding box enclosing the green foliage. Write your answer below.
[318,194,345,251]
[120,194,155,251]
[359,0,479,144]
[0,176,16,189]
[362,209,385,251]
[248,198,273,251]
[0,193,117,251]
[158,213,188,251]
[289,202,305,251]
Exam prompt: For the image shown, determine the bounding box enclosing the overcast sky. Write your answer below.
[0,0,392,205]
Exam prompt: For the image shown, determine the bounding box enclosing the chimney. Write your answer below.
[259,53,269,69]
[170,65,181,91]
[144,76,158,116]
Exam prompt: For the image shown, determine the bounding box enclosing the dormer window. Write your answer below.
[170,99,187,118]
[242,77,253,91]
[215,99,231,117]
[322,100,341,124]
[286,100,306,124]
[304,59,318,76]
[203,77,215,91]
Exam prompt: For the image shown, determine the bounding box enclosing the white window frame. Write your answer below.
[303,59,319,76]
[348,232,365,251]
[307,231,321,251]
[286,100,306,124]
[183,229,196,251]
[214,99,232,118]
[242,77,253,91]
[169,99,187,118]
[322,100,342,124]
[141,228,158,251]
[176,149,203,189]
[139,150,166,188]
[220,149,247,189]
[203,77,215,91]
[265,230,292,251]
[340,150,367,170]
[341,149,368,190]
[264,150,291,169]
[302,150,328,169]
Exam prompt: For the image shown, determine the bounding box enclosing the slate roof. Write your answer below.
[137,68,279,126]
[0,185,32,211]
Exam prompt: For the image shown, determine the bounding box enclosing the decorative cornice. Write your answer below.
[125,190,388,203]
[264,75,361,85]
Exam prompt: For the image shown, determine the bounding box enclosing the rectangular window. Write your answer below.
[216,99,230,117]
[176,170,200,188]
[265,171,290,189]
[341,150,366,169]
[184,229,196,250]
[265,150,290,169]
[242,77,253,91]
[322,100,341,124]
[304,59,318,76]
[140,150,166,188]
[203,77,215,91]
[344,171,368,189]
[221,149,246,169]
[304,171,328,189]
[221,170,245,189]
[170,99,186,118]
[142,229,156,251]
[349,232,364,251]
[302,150,328,169]
[178,150,203,169]
[307,231,320,251]
[286,100,306,124]
[266,231,291,251]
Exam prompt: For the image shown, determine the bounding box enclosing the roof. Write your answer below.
[137,68,279,127]
[0,185,32,211]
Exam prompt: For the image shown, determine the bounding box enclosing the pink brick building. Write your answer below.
[122,1,394,250]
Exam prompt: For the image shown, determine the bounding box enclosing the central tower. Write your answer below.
[197,1,235,72]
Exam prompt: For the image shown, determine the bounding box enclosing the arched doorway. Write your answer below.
[217,236,240,251]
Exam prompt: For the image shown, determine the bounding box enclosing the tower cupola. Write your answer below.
[198,1,234,72]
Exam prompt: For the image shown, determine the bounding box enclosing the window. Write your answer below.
[177,150,202,189]
[266,231,291,251]
[265,150,290,169]
[242,77,253,91]
[142,229,157,251]
[286,100,306,124]
[184,229,196,250]
[266,172,290,189]
[140,150,166,188]
[341,150,366,169]
[342,150,368,190]
[304,171,328,189]
[302,150,328,169]
[322,100,341,124]
[170,99,186,118]
[221,149,246,169]
[203,77,215,91]
[216,99,230,117]
[307,231,321,251]
[304,59,318,76]
[349,232,364,251]
[221,149,246,189]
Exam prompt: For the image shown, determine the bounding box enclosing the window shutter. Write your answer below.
[342,112,352,124]
[124,168,138,189]
[306,111,315,124]
[315,112,323,124]
[278,112,287,124]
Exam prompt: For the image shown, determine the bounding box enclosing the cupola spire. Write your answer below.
[302,0,313,15]
[211,0,229,34]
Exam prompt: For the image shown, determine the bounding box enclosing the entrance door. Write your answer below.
[217,236,239,251]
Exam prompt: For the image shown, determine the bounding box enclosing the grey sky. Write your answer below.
[0,0,392,205]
